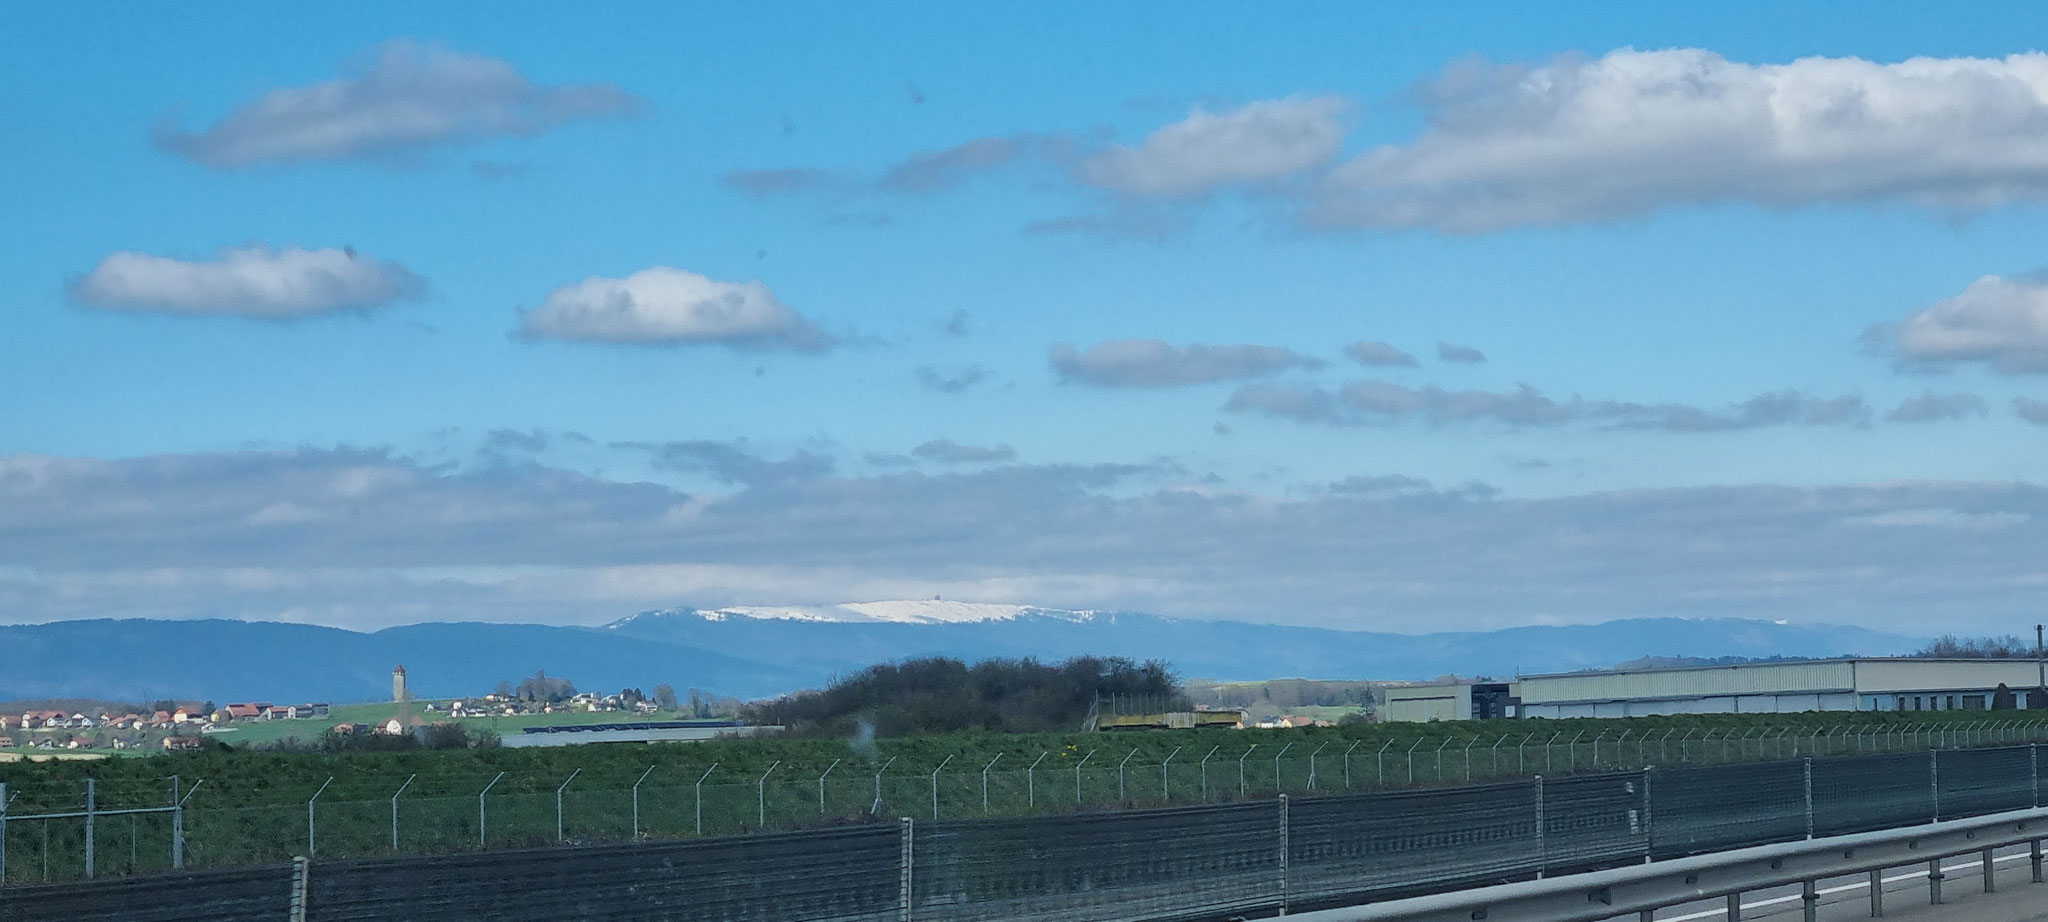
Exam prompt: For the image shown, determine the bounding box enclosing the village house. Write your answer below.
[218,703,271,722]
[161,735,203,751]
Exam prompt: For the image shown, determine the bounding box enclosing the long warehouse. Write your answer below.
[1381,658,2048,722]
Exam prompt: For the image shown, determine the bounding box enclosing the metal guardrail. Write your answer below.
[1288,804,2048,922]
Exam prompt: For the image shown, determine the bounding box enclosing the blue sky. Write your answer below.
[3,3,2046,634]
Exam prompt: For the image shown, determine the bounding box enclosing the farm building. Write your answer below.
[1381,658,2048,722]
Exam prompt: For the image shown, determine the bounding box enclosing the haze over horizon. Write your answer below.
[5,3,2047,637]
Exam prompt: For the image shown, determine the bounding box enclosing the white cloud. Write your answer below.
[155,40,638,168]
[1081,96,1349,197]
[72,245,425,318]
[1050,339,1323,388]
[1892,275,2048,373]
[518,267,830,351]
[1228,381,1871,431]
[1313,49,2048,231]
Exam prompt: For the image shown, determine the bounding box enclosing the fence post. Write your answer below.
[1160,747,1181,801]
[928,756,950,821]
[1534,775,1546,879]
[1433,738,1448,782]
[819,759,840,817]
[1278,793,1290,916]
[1930,749,1941,822]
[1027,753,1047,808]
[171,777,198,871]
[1802,758,1814,840]
[1199,746,1218,801]
[980,753,1002,813]
[304,777,330,860]
[1239,746,1257,798]
[84,778,94,880]
[1378,741,1392,785]
[869,757,893,815]
[390,774,415,852]
[1118,749,1137,802]
[1076,750,1096,804]
[632,766,656,837]
[0,781,8,884]
[288,855,310,922]
[1460,738,1474,782]
[897,816,914,922]
[1274,741,1295,792]
[758,761,779,829]
[557,768,581,842]
[1343,741,1360,789]
[478,772,504,848]
[1308,742,1328,789]
[697,763,719,835]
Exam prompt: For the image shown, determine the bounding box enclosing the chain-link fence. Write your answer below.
[4,718,2048,889]
[8,741,2048,921]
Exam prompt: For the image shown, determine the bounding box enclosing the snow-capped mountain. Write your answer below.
[610,599,1109,627]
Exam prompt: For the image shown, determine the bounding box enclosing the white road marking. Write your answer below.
[1658,852,2031,921]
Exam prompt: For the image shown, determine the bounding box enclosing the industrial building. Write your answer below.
[1381,658,2048,722]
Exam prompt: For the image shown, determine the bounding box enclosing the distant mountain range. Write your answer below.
[0,602,1925,704]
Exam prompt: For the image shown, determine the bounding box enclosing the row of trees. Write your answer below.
[1917,634,2045,659]
[744,655,1181,737]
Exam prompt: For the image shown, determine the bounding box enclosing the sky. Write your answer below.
[2,2,2046,635]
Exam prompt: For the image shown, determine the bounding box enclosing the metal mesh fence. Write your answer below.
[1811,750,1934,836]
[5,741,2048,921]
[1936,745,2037,819]
[1649,762,1806,857]
[1286,781,1538,906]
[913,803,1279,921]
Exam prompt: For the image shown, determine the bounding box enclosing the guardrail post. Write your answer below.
[1982,847,1996,893]
[1803,758,1814,839]
[83,778,94,880]
[898,816,914,922]
[288,855,310,922]
[1726,892,1741,919]
[1278,793,1289,916]
[1869,868,1883,917]
[1533,775,1546,879]
[1802,879,1818,922]
[1928,858,1943,904]
[2032,838,2043,884]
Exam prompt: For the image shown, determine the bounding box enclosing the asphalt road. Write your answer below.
[1622,844,2048,921]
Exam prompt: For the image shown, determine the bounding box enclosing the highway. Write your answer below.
[1624,844,2048,920]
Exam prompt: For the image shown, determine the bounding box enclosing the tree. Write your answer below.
[654,684,679,711]
[492,680,514,699]
[687,688,710,718]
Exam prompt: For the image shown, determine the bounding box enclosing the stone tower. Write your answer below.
[392,664,408,703]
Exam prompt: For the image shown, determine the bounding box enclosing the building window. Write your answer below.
[1948,696,1959,710]
[1962,695,1986,710]
[1914,696,1925,710]
[1896,696,1908,711]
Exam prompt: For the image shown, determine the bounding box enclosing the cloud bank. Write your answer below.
[2,448,2043,633]
[156,40,638,168]
[1050,339,1323,388]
